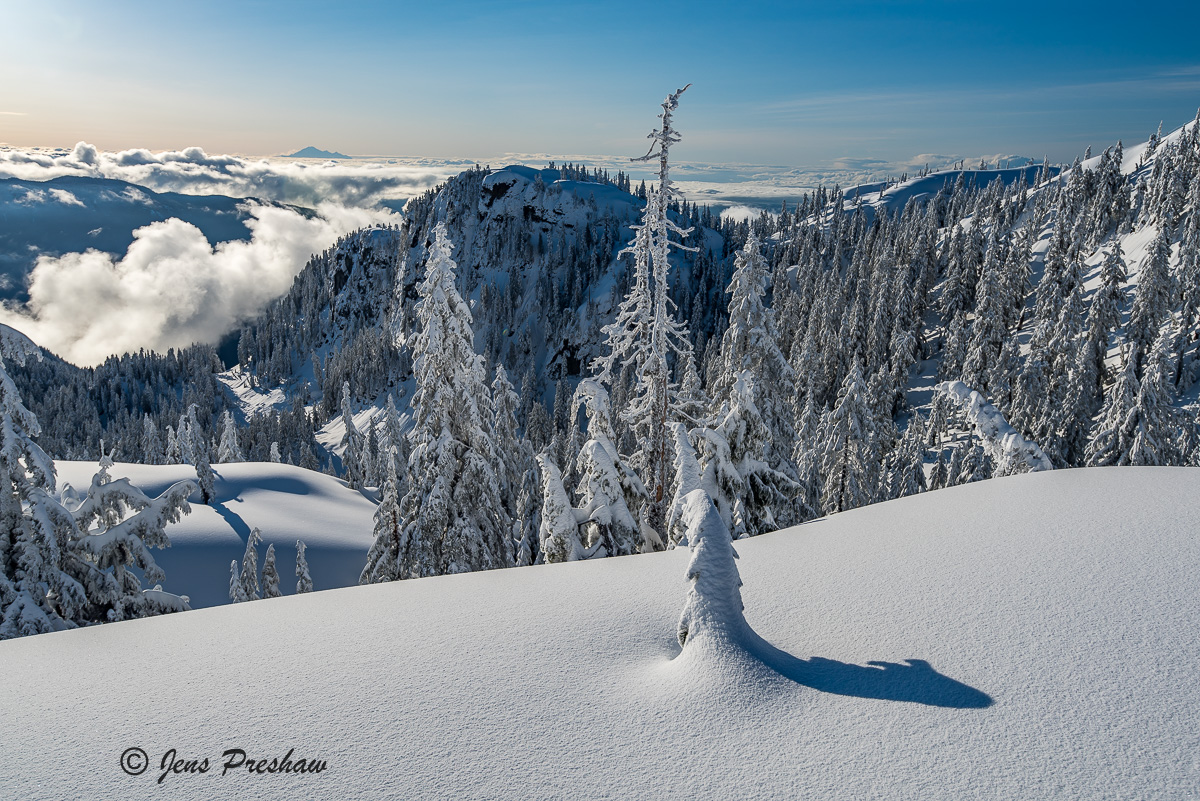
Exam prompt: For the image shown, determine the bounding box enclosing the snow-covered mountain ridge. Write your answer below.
[2,466,1196,799]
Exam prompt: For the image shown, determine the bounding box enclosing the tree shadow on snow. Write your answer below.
[206,474,252,542]
[742,630,993,709]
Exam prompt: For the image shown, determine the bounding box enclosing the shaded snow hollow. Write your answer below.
[2,467,1198,799]
[53,461,376,608]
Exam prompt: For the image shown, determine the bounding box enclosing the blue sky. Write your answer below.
[3,0,1199,168]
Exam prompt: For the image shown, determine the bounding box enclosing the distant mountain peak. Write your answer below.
[287,146,350,159]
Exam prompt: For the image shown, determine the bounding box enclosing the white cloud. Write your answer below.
[10,187,88,207]
[0,143,456,209]
[0,202,399,366]
[48,188,84,206]
[719,205,771,224]
[15,189,47,204]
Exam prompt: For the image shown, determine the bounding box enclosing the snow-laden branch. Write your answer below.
[935,381,1053,474]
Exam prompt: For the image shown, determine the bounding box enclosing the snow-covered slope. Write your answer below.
[54,461,376,608]
[844,164,1050,218]
[3,466,1196,799]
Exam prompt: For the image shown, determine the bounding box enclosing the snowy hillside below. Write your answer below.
[54,461,375,608]
[2,466,1196,800]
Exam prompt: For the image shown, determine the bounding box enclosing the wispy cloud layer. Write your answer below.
[0,142,457,208]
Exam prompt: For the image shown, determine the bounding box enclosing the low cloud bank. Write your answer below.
[0,202,399,366]
[0,142,454,208]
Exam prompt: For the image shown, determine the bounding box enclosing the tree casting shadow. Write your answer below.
[743,630,993,709]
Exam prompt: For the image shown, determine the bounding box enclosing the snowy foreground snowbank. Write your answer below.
[2,467,1198,799]
[54,461,376,608]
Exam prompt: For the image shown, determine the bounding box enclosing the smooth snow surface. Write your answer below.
[2,467,1198,799]
[54,461,376,608]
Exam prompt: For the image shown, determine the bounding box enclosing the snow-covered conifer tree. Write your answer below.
[676,489,746,649]
[1087,245,1127,392]
[0,337,86,638]
[789,391,822,522]
[177,412,195,466]
[695,372,792,538]
[962,232,1009,395]
[397,224,512,577]
[1128,331,1186,465]
[269,442,281,463]
[340,382,364,489]
[261,543,281,599]
[491,365,537,563]
[1173,184,1200,386]
[514,481,538,567]
[592,85,696,541]
[713,231,795,463]
[360,454,403,584]
[676,350,709,427]
[239,528,262,601]
[181,404,215,505]
[1127,227,1174,376]
[571,378,650,551]
[164,425,181,464]
[884,413,928,500]
[62,454,196,622]
[295,539,313,594]
[217,410,243,463]
[666,422,705,547]
[574,439,640,558]
[142,415,163,465]
[929,448,948,491]
[1087,353,1140,466]
[229,560,246,603]
[819,362,877,514]
[535,454,586,563]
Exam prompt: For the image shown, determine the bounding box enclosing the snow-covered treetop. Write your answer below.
[936,380,1053,474]
[633,83,691,199]
[572,378,616,449]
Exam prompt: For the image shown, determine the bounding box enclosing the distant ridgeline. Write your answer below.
[7,112,1200,573]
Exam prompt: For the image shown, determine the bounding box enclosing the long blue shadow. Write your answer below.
[743,630,993,709]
